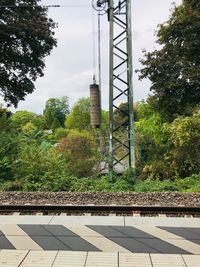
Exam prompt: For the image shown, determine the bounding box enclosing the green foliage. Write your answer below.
[10,111,39,131]
[43,97,69,129]
[0,0,57,107]
[54,127,68,140]
[165,108,200,178]
[134,179,178,192]
[69,175,134,192]
[65,98,90,130]
[138,0,200,121]
[57,130,98,177]
[14,144,65,181]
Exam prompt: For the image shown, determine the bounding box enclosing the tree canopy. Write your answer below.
[0,0,57,106]
[138,0,200,121]
[65,98,91,130]
[43,97,69,129]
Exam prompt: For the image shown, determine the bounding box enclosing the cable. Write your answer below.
[0,4,90,8]
[92,7,97,82]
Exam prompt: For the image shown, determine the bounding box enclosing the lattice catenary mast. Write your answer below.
[93,0,135,182]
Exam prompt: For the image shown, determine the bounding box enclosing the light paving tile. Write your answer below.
[50,216,124,226]
[85,252,118,267]
[119,253,152,267]
[20,251,57,267]
[0,225,42,250]
[182,255,200,267]
[0,225,27,236]
[52,251,87,267]
[125,217,200,228]
[6,236,43,250]
[66,225,130,252]
[0,250,28,267]
[0,216,53,225]
[150,254,186,267]
[133,225,200,254]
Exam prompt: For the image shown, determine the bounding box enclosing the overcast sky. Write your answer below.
[7,0,182,114]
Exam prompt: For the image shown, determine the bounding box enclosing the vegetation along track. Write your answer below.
[0,192,199,216]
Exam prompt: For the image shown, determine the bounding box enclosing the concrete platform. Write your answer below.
[0,216,199,266]
[0,251,200,267]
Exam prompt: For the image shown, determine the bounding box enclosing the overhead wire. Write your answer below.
[0,4,90,8]
[92,7,97,83]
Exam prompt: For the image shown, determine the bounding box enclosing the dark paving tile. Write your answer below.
[87,225,127,237]
[159,227,200,240]
[136,238,190,254]
[108,237,158,253]
[19,225,52,236]
[57,236,100,252]
[88,226,191,254]
[30,236,71,250]
[0,231,4,236]
[88,225,158,238]
[112,226,154,238]
[0,236,15,249]
[183,228,200,235]
[42,225,78,237]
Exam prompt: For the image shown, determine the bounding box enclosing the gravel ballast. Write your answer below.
[0,192,199,206]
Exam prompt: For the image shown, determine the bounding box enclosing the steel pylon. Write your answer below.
[108,0,135,182]
[93,0,135,182]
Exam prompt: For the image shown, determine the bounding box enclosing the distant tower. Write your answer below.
[90,76,101,128]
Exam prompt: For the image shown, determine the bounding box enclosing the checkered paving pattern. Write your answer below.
[0,224,199,254]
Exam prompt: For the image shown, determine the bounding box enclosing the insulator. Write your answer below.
[90,83,101,128]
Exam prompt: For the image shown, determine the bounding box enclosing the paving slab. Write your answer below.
[0,250,28,267]
[20,251,57,267]
[119,253,152,267]
[182,255,200,267]
[50,215,125,225]
[0,216,53,225]
[52,251,87,267]
[150,254,186,267]
[57,236,100,251]
[85,252,118,267]
[125,217,200,227]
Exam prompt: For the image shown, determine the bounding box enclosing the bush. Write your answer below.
[134,179,178,192]
[57,130,98,177]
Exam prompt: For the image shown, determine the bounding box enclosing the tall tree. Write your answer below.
[43,97,69,129]
[138,0,200,121]
[65,98,91,130]
[0,0,57,106]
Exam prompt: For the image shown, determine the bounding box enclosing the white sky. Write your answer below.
[6,0,182,114]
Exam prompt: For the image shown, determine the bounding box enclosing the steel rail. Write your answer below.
[0,205,199,215]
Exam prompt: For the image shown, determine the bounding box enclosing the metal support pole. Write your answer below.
[127,0,135,178]
[108,0,114,182]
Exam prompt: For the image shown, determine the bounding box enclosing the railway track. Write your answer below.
[0,204,199,217]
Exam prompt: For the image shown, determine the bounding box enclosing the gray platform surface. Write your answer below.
[0,216,199,266]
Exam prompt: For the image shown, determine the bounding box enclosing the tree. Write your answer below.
[65,98,90,130]
[57,130,98,177]
[43,97,69,129]
[0,0,57,107]
[10,110,38,130]
[138,0,200,121]
[166,107,200,178]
